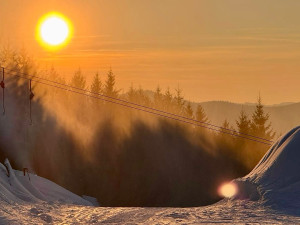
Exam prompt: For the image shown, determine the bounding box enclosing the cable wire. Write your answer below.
[6,71,272,146]
[5,68,273,144]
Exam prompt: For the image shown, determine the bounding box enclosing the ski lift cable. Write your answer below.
[5,68,273,144]
[6,71,272,146]
[6,70,273,145]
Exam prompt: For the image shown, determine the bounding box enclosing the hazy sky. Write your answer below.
[1,0,300,104]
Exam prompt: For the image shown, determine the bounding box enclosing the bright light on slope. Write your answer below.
[218,182,237,198]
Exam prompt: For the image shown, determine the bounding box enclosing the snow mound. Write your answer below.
[0,159,93,206]
[234,126,300,209]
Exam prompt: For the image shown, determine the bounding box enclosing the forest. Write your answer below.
[0,47,275,207]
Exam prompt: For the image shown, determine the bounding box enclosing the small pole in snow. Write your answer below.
[23,168,30,181]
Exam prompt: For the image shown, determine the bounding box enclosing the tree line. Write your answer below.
[0,46,275,206]
[62,67,276,169]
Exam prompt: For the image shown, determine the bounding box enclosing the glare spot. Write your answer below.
[219,182,237,198]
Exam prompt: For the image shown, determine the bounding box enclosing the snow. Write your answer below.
[0,159,92,206]
[234,126,300,211]
[1,126,300,223]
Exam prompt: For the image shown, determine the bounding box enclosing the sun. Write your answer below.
[37,12,72,49]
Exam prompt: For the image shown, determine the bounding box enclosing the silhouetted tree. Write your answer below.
[195,105,208,123]
[219,119,231,138]
[103,68,119,98]
[127,85,150,105]
[185,102,194,119]
[137,86,151,106]
[222,119,230,130]
[195,105,208,134]
[236,109,251,136]
[173,86,185,115]
[235,109,251,148]
[90,72,102,94]
[250,95,275,140]
[127,84,136,102]
[70,68,86,89]
[163,87,173,111]
[46,65,66,84]
[154,86,163,108]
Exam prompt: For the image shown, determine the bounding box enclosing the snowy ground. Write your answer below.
[2,127,300,224]
[0,199,299,224]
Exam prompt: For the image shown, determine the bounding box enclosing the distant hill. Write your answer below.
[122,89,299,136]
[195,101,300,136]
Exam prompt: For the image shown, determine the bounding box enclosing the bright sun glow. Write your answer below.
[219,182,237,198]
[37,12,72,49]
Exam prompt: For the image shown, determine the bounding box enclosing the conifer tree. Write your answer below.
[45,66,66,97]
[218,119,233,142]
[70,68,86,89]
[220,119,230,136]
[195,105,208,123]
[194,104,208,134]
[127,84,136,102]
[137,86,150,106]
[163,87,173,111]
[174,86,185,114]
[250,95,275,140]
[236,109,251,136]
[90,72,102,94]
[154,86,163,108]
[185,102,194,119]
[222,119,230,130]
[103,68,119,98]
[48,65,66,84]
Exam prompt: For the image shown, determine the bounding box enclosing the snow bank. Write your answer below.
[0,159,93,206]
[234,126,300,209]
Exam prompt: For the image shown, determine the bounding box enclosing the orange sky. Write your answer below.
[1,0,300,104]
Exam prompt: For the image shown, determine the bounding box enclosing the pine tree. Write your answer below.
[70,68,86,89]
[48,65,66,84]
[173,86,185,114]
[195,105,208,123]
[236,109,251,136]
[222,119,230,130]
[137,86,150,106]
[90,72,102,94]
[194,104,209,134]
[250,95,275,140]
[218,119,232,142]
[127,84,136,102]
[103,68,119,98]
[163,87,173,111]
[185,102,194,119]
[153,86,163,108]
[220,119,230,135]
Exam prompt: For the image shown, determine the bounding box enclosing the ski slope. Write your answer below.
[0,159,92,207]
[1,127,300,224]
[234,126,300,212]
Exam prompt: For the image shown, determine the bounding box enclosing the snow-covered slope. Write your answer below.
[234,126,300,210]
[2,127,300,224]
[0,159,92,206]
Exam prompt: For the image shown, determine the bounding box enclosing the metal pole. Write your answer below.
[1,67,5,115]
[29,79,32,125]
